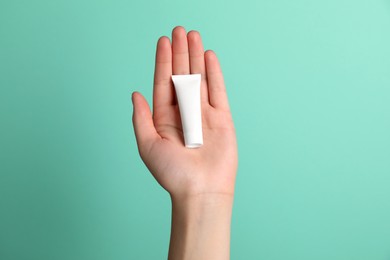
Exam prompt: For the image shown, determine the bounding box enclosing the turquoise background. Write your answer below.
[1,0,390,259]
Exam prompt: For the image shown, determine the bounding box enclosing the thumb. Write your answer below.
[132,92,160,155]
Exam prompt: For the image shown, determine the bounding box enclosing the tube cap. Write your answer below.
[184,131,203,148]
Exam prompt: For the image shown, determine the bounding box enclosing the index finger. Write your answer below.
[153,36,174,112]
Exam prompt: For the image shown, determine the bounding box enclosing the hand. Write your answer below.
[132,26,237,260]
[132,26,237,200]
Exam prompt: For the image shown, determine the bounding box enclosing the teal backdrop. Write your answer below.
[1,0,390,259]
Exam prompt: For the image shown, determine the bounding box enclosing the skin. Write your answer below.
[132,26,238,260]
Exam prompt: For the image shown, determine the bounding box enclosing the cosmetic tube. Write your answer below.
[171,74,203,148]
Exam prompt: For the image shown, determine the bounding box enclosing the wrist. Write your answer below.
[168,193,234,260]
[171,192,234,209]
[170,193,234,233]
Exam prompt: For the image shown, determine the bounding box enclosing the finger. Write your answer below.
[187,30,208,104]
[205,50,230,110]
[132,92,160,156]
[153,36,174,111]
[172,26,190,75]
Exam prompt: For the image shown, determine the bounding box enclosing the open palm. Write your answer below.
[132,26,237,199]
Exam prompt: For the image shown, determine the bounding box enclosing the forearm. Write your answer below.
[168,193,234,260]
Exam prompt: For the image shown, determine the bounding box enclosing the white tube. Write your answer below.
[171,74,203,148]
